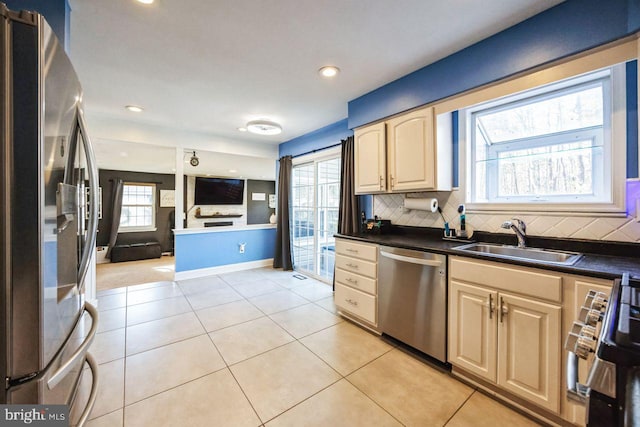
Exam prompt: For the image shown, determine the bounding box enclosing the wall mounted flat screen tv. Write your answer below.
[194,177,245,205]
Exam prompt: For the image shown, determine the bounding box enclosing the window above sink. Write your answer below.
[458,61,628,216]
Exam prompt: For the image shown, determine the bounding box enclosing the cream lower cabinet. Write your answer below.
[449,257,562,413]
[334,238,378,329]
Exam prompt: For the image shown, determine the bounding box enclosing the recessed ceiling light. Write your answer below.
[246,120,282,135]
[229,169,237,173]
[136,0,154,4]
[318,66,340,78]
[125,105,144,112]
[237,127,247,132]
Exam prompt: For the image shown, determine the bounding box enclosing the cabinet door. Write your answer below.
[386,106,435,192]
[449,281,497,382]
[498,292,561,413]
[354,122,386,194]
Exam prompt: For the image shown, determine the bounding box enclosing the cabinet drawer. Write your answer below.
[335,255,377,279]
[335,284,376,325]
[450,257,562,303]
[335,268,377,295]
[335,239,377,262]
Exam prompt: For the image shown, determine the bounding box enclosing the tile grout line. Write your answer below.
[442,389,476,426]
[98,270,351,425]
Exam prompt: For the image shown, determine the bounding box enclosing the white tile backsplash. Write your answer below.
[372,180,640,243]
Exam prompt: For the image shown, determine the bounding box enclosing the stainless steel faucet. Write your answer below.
[501,218,526,248]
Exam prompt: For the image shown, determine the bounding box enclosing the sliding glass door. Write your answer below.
[291,154,340,282]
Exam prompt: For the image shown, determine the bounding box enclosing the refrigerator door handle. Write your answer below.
[47,302,98,389]
[75,106,99,289]
[75,352,99,427]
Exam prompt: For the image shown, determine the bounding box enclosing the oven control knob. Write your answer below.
[578,306,602,326]
[584,291,608,311]
[564,322,597,359]
[574,335,597,359]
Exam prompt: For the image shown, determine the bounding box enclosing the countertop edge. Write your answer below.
[335,233,638,281]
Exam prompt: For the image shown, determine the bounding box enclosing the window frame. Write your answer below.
[118,182,157,233]
[459,63,627,216]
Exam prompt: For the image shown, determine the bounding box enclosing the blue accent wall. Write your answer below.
[175,228,276,272]
[279,119,352,158]
[4,0,70,51]
[348,0,639,129]
[627,60,639,178]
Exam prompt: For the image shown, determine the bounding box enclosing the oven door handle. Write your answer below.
[566,351,589,404]
[380,251,442,267]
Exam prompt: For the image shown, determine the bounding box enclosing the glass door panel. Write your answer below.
[291,155,340,283]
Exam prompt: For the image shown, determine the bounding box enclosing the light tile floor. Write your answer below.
[85,267,541,427]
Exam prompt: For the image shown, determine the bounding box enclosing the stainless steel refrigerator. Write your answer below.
[1,4,100,426]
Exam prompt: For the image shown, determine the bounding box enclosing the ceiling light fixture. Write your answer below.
[318,66,340,78]
[246,120,282,135]
[229,169,237,173]
[125,105,144,112]
[136,0,154,4]
[237,127,247,132]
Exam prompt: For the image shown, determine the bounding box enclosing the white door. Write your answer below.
[291,155,341,282]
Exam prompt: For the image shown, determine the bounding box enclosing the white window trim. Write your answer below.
[119,182,157,233]
[291,147,341,284]
[459,64,627,216]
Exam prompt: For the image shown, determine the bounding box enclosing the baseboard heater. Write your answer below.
[204,221,233,227]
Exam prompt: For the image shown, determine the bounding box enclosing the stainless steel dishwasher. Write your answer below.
[378,246,447,363]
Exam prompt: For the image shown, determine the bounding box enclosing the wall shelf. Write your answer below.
[195,213,243,218]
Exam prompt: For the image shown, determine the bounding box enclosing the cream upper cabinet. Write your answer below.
[386,106,436,192]
[353,106,451,194]
[354,122,386,194]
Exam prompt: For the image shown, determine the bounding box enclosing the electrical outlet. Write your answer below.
[239,243,246,254]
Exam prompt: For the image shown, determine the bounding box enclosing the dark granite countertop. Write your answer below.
[336,226,640,281]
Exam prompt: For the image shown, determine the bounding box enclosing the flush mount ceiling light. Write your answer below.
[318,66,340,78]
[189,151,199,167]
[246,120,282,135]
[136,0,154,4]
[125,105,144,112]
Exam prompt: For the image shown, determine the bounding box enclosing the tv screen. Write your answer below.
[194,177,245,205]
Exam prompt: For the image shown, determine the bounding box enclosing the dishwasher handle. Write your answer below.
[380,250,442,267]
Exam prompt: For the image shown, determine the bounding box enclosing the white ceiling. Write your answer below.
[69,0,563,175]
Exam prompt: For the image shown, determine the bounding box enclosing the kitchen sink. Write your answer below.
[454,243,583,266]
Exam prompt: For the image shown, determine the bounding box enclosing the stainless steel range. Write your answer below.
[565,273,640,426]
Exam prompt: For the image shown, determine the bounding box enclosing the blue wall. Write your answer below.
[279,119,352,158]
[4,0,70,51]
[175,228,276,272]
[348,0,639,129]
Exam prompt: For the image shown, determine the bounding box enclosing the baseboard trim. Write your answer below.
[174,258,273,280]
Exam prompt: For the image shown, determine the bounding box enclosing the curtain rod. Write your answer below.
[292,142,342,159]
